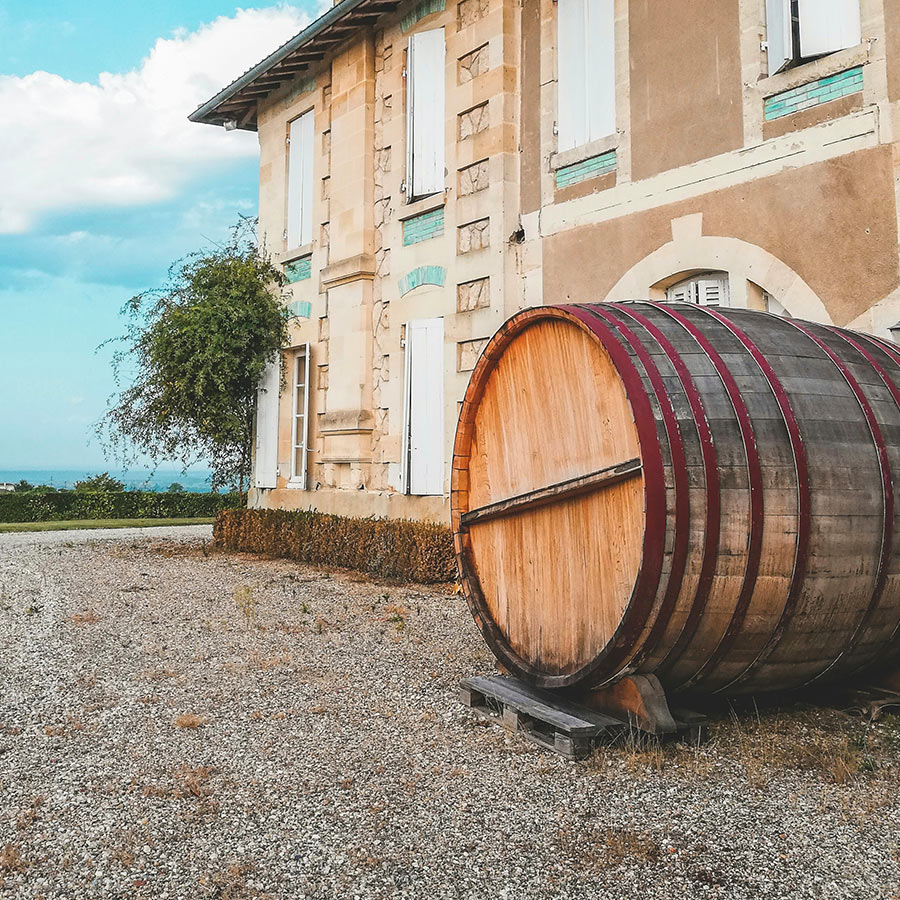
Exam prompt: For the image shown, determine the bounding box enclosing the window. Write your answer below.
[406,28,446,200]
[290,344,311,488]
[766,0,861,76]
[286,109,314,248]
[253,356,281,490]
[402,318,444,496]
[557,0,615,152]
[666,272,730,307]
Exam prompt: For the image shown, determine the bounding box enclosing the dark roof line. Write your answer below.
[188,0,371,128]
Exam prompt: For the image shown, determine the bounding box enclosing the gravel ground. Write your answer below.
[0,525,213,548]
[2,531,900,899]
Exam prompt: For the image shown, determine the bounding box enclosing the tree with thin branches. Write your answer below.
[100,218,288,495]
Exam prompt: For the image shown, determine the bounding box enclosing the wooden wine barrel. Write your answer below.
[451,301,900,695]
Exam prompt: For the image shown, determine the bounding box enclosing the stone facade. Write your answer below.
[196,0,900,524]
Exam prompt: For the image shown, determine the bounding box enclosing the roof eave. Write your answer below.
[188,0,381,130]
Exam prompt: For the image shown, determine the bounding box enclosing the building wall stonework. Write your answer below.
[251,0,518,521]
[247,0,900,523]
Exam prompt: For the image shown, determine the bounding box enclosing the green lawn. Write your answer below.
[0,517,215,533]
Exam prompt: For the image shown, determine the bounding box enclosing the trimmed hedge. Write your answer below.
[214,508,456,584]
[0,491,242,524]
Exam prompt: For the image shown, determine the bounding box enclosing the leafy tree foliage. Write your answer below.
[167,482,186,493]
[101,219,288,493]
[14,480,33,492]
[74,472,126,493]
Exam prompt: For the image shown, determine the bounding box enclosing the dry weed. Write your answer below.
[141,782,170,799]
[174,714,209,730]
[173,765,216,799]
[145,668,179,682]
[710,705,877,786]
[67,610,101,625]
[44,716,85,739]
[0,844,26,873]
[14,797,43,832]
[247,649,293,671]
[234,585,258,627]
[201,861,255,900]
[111,846,136,868]
[556,824,661,871]
[381,604,410,631]
[603,827,663,866]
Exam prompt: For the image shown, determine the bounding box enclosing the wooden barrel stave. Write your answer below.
[744,318,888,688]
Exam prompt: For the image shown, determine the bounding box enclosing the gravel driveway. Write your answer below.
[2,531,900,899]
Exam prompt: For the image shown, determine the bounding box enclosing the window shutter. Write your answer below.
[290,344,311,488]
[798,0,861,57]
[254,357,281,490]
[764,293,789,317]
[400,329,413,493]
[407,28,446,199]
[558,0,614,151]
[287,110,314,248]
[404,318,445,496]
[667,272,730,307]
[696,278,725,307]
[765,0,793,75]
[557,0,588,151]
[586,0,616,142]
[666,282,691,303]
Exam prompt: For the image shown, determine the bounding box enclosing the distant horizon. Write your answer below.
[0,466,215,492]
[1,465,211,473]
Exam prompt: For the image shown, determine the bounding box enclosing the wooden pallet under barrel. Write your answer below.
[460,674,706,761]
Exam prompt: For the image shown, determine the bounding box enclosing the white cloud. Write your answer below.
[0,5,310,234]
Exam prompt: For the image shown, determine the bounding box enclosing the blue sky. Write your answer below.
[0,1,318,469]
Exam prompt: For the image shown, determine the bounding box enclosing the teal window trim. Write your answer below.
[555,150,617,190]
[284,255,312,283]
[398,265,446,296]
[764,66,863,122]
[402,207,445,245]
[401,0,445,32]
[286,300,312,319]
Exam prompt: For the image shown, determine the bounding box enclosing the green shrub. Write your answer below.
[0,491,243,523]
[74,472,125,492]
[214,508,456,584]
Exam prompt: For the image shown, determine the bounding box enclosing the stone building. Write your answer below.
[191,0,900,524]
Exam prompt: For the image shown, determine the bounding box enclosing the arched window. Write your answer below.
[666,271,730,307]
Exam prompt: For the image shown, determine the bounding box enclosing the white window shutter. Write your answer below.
[798,0,861,57]
[287,110,314,248]
[557,0,588,151]
[765,0,794,75]
[407,28,445,198]
[404,318,445,496]
[667,272,730,307]
[696,278,725,307]
[558,0,614,151]
[586,0,616,142]
[400,331,413,493]
[299,343,310,488]
[290,344,311,488]
[254,357,281,490]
